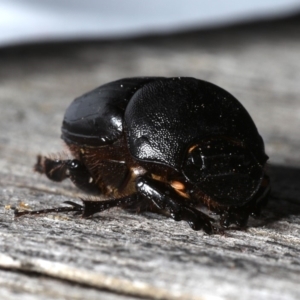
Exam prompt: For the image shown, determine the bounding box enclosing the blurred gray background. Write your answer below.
[1,0,300,46]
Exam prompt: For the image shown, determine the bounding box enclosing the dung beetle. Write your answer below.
[16,77,270,233]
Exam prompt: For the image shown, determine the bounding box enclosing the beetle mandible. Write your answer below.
[16,77,270,233]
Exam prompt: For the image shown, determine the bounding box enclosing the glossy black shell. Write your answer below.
[62,77,159,146]
[62,77,268,171]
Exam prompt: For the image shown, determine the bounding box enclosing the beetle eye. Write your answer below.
[68,160,80,169]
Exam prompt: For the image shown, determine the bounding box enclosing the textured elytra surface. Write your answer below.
[124,77,266,169]
[0,15,300,300]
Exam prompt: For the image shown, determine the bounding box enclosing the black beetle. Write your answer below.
[16,77,270,233]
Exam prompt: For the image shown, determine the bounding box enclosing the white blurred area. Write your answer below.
[1,0,300,46]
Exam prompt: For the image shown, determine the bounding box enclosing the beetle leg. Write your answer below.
[135,176,216,234]
[14,201,84,217]
[220,207,250,228]
[81,195,138,218]
[34,155,101,194]
[14,196,139,219]
[250,174,271,218]
[220,174,271,228]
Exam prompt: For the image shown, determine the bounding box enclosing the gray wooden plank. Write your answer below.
[0,269,139,300]
[0,16,300,300]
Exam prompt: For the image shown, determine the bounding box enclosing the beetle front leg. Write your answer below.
[15,201,84,217]
[220,174,271,228]
[81,195,139,217]
[15,196,139,219]
[136,176,215,234]
[34,155,101,194]
[220,206,250,228]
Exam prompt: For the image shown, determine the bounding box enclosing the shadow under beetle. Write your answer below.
[16,77,270,234]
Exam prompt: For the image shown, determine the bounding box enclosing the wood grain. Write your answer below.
[0,15,300,300]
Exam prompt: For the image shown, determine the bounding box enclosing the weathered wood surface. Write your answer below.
[0,15,300,300]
